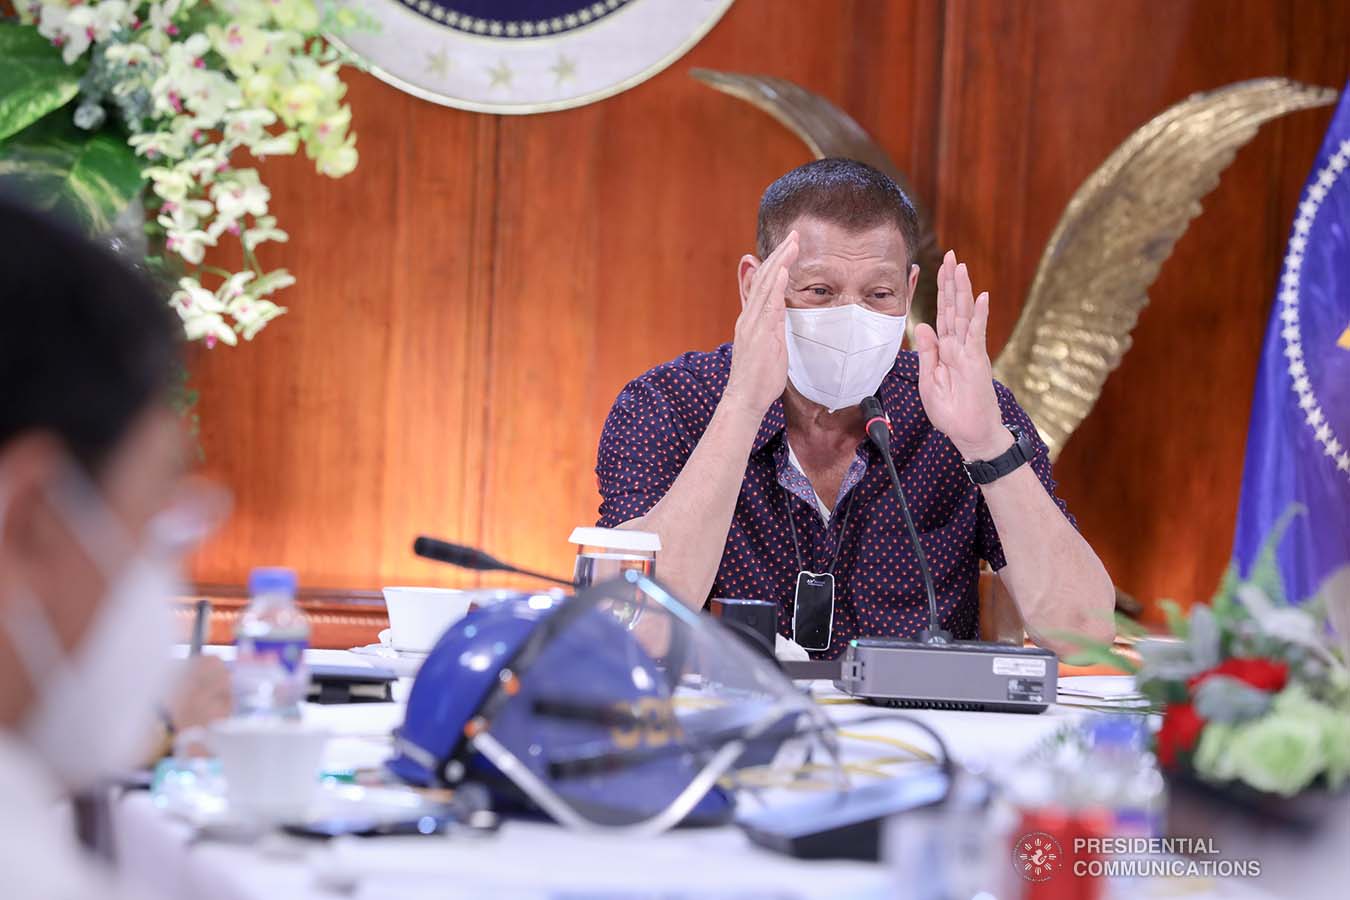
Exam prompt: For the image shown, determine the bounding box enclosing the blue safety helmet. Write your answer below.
[387,591,734,828]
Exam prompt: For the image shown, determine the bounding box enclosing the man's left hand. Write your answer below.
[913,250,1011,461]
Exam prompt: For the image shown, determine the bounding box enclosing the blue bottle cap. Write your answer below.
[248,567,297,596]
[1090,714,1144,749]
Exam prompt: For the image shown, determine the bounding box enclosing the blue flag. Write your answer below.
[1233,81,1350,603]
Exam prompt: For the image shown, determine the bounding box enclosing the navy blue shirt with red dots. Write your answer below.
[595,344,1074,659]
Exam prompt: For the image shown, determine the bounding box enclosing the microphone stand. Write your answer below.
[860,397,952,644]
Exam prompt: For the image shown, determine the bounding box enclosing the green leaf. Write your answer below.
[1246,504,1305,607]
[1159,599,1189,639]
[1210,561,1241,608]
[1052,633,1141,674]
[1138,676,1188,707]
[0,22,82,143]
[1114,611,1148,640]
[0,114,144,234]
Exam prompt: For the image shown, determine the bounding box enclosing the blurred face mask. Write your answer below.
[784,303,905,412]
[0,468,179,789]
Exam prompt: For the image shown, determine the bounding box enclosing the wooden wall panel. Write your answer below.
[188,82,498,589]
[187,0,1349,621]
[479,1,946,575]
[932,0,1347,618]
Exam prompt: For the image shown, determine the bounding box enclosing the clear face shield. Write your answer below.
[460,572,848,835]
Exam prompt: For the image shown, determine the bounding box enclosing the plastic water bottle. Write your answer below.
[233,567,309,719]
[1084,715,1167,838]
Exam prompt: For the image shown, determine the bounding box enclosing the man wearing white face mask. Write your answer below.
[0,197,197,897]
[596,159,1115,659]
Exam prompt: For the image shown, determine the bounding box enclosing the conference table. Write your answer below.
[109,653,1299,899]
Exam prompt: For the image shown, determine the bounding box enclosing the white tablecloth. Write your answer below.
[113,658,1120,899]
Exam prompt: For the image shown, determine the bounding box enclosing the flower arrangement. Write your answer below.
[1067,512,1350,799]
[0,0,373,346]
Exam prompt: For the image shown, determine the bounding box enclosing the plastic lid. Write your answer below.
[249,566,298,595]
[567,527,661,553]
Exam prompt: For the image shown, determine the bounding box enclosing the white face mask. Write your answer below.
[1,473,179,789]
[783,304,906,412]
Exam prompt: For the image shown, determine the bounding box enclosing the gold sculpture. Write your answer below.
[692,70,1337,460]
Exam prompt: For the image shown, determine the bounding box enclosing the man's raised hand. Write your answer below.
[725,231,799,416]
[913,250,1010,460]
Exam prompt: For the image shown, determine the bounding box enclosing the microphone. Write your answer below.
[413,536,574,587]
[859,396,951,644]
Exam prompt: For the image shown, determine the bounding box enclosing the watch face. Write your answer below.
[332,0,736,115]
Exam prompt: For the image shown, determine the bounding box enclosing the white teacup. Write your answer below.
[196,719,329,821]
[382,586,475,653]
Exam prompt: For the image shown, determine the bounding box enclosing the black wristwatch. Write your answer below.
[962,424,1035,486]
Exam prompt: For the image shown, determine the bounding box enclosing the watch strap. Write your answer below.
[962,425,1035,485]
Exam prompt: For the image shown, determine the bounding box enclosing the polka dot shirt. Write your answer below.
[595,344,1074,660]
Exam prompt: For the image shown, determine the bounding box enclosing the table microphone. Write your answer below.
[413,536,574,587]
[838,397,1058,714]
[859,396,950,644]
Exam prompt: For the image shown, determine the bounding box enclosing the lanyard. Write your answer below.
[785,487,857,576]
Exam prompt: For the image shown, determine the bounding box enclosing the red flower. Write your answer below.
[1188,657,1288,694]
[1156,703,1205,769]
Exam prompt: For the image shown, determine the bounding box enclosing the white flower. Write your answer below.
[207,20,269,74]
[166,227,217,265]
[170,277,236,347]
[215,271,256,302]
[269,0,320,33]
[222,108,278,147]
[277,80,324,125]
[156,197,213,232]
[130,130,185,160]
[227,294,285,340]
[210,170,269,220]
[178,147,229,180]
[250,131,300,157]
[145,165,194,203]
[105,42,155,67]
[169,277,224,316]
[184,312,239,347]
[314,133,357,178]
[146,0,182,33]
[38,1,132,65]
[211,0,272,27]
[242,215,287,251]
[249,268,297,298]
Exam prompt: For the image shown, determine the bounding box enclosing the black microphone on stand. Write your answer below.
[413,536,574,587]
[859,396,951,644]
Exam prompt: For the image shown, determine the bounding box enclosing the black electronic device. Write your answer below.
[708,598,777,659]
[738,769,950,861]
[283,814,456,840]
[307,662,397,704]
[737,713,956,861]
[845,397,1059,713]
[834,638,1058,713]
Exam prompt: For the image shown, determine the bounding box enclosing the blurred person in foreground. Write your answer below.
[0,196,228,896]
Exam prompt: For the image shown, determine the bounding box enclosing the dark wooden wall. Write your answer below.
[186,0,1349,621]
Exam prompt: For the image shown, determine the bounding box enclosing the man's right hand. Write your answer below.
[725,231,799,416]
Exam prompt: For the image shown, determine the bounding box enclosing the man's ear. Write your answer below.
[905,263,920,315]
[737,255,761,309]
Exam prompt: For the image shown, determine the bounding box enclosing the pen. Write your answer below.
[189,598,210,656]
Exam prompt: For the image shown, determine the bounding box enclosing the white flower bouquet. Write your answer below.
[0,0,373,346]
